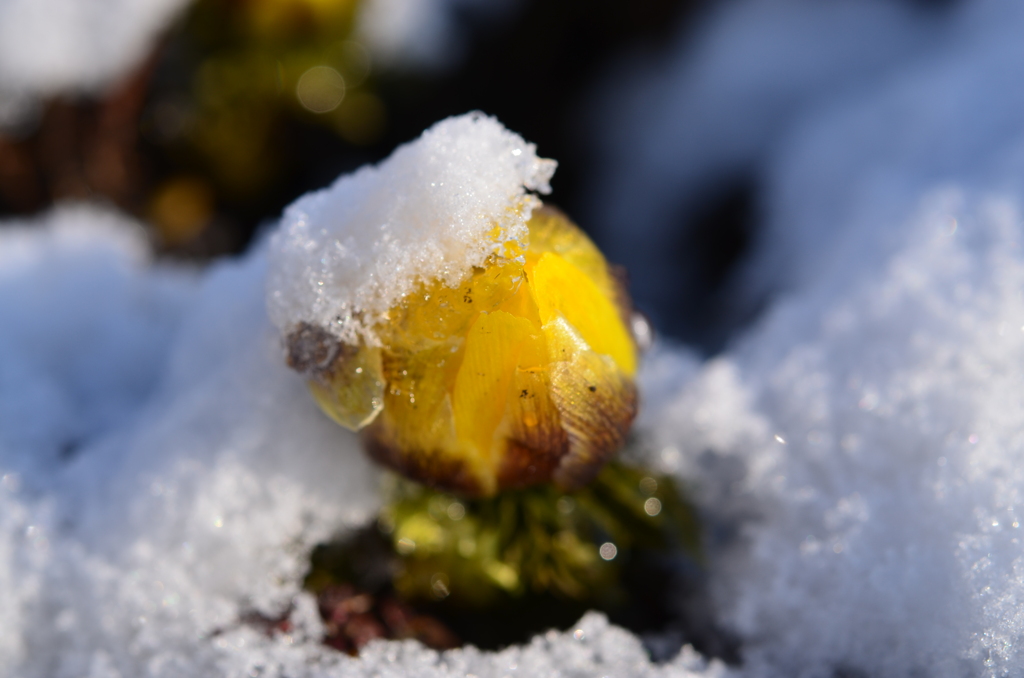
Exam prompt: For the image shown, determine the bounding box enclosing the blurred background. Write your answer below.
[0,0,954,352]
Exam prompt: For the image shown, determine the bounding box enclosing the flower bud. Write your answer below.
[286,206,638,497]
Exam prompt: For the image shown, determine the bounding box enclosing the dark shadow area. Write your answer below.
[621,175,761,355]
[305,513,739,663]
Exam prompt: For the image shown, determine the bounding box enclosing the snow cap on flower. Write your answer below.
[266,112,557,347]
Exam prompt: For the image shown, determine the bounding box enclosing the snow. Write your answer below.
[641,189,1024,676]
[266,112,556,347]
[0,0,191,127]
[0,204,383,676]
[0,204,196,482]
[12,0,1024,675]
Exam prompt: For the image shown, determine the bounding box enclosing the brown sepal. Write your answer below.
[549,353,639,491]
[362,424,485,497]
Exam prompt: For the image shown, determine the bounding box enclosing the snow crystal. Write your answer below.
[0,207,380,676]
[266,112,556,347]
[644,188,1024,677]
[0,0,190,127]
[344,613,726,678]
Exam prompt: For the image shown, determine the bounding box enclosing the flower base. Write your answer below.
[305,461,707,654]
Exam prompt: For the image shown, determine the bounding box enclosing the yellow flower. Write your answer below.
[286,206,638,497]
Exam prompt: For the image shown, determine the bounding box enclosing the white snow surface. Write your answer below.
[267,112,556,346]
[0,204,384,677]
[0,0,190,127]
[641,188,1024,677]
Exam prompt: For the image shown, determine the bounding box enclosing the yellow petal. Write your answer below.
[528,252,637,375]
[378,345,460,451]
[526,206,617,300]
[451,310,537,494]
[379,258,524,352]
[362,343,480,494]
